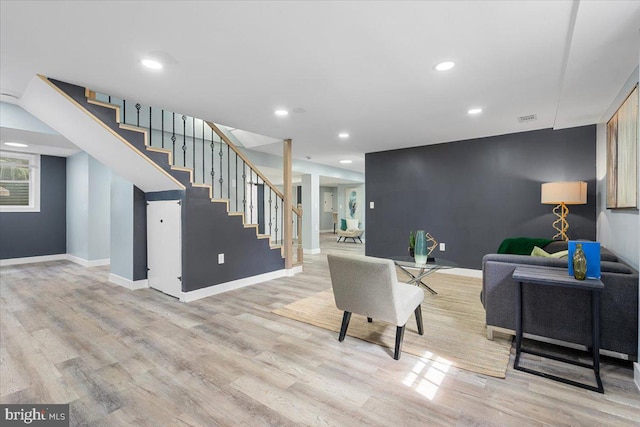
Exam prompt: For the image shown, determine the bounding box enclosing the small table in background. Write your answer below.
[512,266,604,394]
[391,257,457,295]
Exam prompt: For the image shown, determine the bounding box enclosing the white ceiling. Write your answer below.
[1,1,639,174]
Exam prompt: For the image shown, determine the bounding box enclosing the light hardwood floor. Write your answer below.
[1,233,638,426]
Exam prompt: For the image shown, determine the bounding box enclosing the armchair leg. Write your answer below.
[367,317,373,323]
[358,237,362,243]
[394,326,405,360]
[415,305,424,335]
[339,311,351,342]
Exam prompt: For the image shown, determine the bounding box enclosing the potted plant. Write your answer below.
[408,231,415,257]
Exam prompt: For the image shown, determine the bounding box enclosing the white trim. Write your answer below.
[303,248,321,255]
[109,273,149,290]
[319,229,334,233]
[0,253,67,266]
[286,265,304,276]
[438,267,483,279]
[66,254,110,267]
[635,362,640,392]
[180,267,301,302]
[0,151,40,212]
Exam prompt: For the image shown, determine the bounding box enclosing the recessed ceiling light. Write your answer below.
[338,133,349,139]
[275,109,289,117]
[141,58,163,70]
[4,142,28,147]
[468,108,483,115]
[434,61,455,71]
[339,160,352,164]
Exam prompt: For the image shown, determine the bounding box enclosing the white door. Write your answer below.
[147,200,182,298]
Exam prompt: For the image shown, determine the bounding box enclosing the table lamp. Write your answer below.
[541,181,587,241]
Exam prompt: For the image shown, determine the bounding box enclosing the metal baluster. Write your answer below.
[242,163,246,214]
[123,100,126,124]
[281,198,284,247]
[171,113,176,165]
[274,195,279,245]
[211,129,216,196]
[192,117,196,174]
[201,121,205,184]
[182,115,187,167]
[136,103,141,127]
[227,145,230,205]
[235,154,238,212]
[108,95,111,103]
[149,106,152,146]
[268,189,273,236]
[249,170,254,223]
[218,139,224,197]
[161,110,165,148]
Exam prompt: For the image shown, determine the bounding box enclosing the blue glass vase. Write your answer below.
[414,230,428,264]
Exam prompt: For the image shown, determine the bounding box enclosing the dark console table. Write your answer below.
[512,266,604,393]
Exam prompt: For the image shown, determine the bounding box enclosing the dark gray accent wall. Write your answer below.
[133,186,147,281]
[182,187,284,292]
[0,155,66,259]
[365,126,597,269]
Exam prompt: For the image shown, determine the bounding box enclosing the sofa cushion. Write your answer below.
[340,219,347,231]
[531,246,568,259]
[543,240,618,262]
[600,261,634,274]
[346,219,359,230]
[497,237,554,255]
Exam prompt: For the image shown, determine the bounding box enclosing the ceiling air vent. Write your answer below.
[518,114,537,123]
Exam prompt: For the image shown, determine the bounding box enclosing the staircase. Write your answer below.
[20,75,302,296]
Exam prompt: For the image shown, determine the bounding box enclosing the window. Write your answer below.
[0,152,40,212]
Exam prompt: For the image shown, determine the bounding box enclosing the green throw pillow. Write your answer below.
[530,246,569,259]
[340,219,347,231]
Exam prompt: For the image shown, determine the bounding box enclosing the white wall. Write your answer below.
[302,174,320,253]
[110,174,134,279]
[88,156,111,260]
[595,60,640,388]
[319,186,338,231]
[596,66,639,270]
[66,153,89,259]
[637,48,640,389]
[0,102,58,134]
[66,152,111,262]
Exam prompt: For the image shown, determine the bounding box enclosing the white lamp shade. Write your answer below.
[541,181,587,205]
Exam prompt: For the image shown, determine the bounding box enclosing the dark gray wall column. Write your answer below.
[0,155,66,259]
[365,126,597,269]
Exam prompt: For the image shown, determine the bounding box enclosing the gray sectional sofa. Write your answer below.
[481,241,638,360]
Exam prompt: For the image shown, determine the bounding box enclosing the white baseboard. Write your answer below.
[180,267,302,302]
[109,273,149,290]
[635,362,640,392]
[303,248,321,255]
[0,254,67,267]
[286,265,304,276]
[320,229,334,233]
[66,255,110,267]
[438,267,483,279]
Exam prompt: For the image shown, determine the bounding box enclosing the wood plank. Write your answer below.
[0,233,638,426]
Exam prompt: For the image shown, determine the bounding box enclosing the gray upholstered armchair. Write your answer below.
[327,254,425,360]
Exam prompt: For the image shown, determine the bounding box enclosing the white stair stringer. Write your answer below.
[19,75,184,193]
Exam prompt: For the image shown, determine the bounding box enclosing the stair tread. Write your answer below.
[147,146,172,154]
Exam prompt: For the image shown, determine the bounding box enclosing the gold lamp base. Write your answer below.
[551,202,569,241]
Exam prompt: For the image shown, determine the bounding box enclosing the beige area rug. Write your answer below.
[273,273,512,378]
